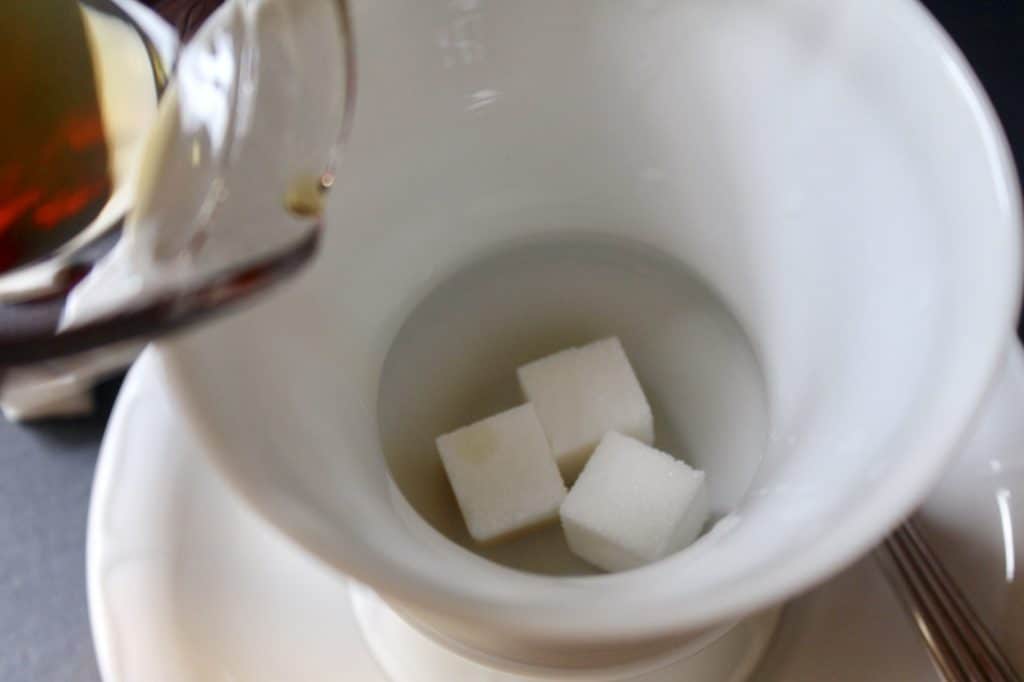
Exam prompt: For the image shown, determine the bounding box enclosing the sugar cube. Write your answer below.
[560,432,708,572]
[518,337,653,481]
[437,404,567,544]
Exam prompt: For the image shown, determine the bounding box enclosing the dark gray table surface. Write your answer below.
[0,380,120,682]
[1,3,1022,681]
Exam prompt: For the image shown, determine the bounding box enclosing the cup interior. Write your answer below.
[163,0,1021,649]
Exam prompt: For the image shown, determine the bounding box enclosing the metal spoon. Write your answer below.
[878,520,1022,681]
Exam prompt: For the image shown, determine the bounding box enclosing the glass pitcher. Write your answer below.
[0,0,353,365]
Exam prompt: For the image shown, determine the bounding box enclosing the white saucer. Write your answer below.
[87,346,1024,681]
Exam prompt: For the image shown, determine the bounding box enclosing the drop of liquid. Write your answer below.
[283,173,329,218]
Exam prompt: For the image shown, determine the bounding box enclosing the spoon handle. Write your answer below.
[878,521,1021,681]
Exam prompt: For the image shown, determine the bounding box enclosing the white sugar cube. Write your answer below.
[437,404,567,544]
[560,432,708,572]
[518,337,653,481]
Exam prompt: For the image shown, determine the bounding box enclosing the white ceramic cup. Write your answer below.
[161,0,1021,675]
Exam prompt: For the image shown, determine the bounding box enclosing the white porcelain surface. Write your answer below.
[156,0,1021,665]
[89,350,782,682]
[349,585,780,681]
[89,344,1024,680]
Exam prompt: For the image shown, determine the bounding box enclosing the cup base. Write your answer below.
[349,583,781,682]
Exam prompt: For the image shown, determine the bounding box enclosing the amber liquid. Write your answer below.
[0,2,114,274]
